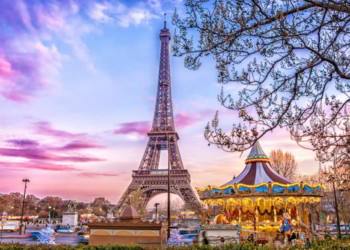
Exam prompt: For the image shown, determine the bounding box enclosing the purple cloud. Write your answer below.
[6,139,39,147]
[0,0,83,102]
[0,0,164,102]
[1,121,106,167]
[0,147,104,162]
[34,121,85,139]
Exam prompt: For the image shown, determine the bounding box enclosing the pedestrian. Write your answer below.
[287,234,292,245]
[202,231,209,245]
[220,237,225,244]
[291,232,296,245]
[305,238,312,248]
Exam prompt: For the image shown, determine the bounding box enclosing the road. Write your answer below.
[0,224,81,245]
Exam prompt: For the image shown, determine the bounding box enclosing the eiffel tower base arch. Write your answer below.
[116,169,200,212]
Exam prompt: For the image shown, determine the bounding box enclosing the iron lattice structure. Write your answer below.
[116,22,200,212]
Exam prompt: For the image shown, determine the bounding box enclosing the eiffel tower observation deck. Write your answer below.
[116,21,200,211]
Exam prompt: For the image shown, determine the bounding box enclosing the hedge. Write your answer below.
[0,239,350,250]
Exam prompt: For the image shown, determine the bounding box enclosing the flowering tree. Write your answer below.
[290,106,350,163]
[173,0,350,163]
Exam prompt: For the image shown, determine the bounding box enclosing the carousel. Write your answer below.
[196,141,323,242]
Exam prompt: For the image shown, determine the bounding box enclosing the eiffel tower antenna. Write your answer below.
[164,13,167,28]
[116,22,200,213]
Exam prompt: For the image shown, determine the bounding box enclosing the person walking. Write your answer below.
[202,231,209,245]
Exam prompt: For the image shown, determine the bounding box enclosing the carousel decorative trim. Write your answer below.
[196,182,323,194]
[245,158,270,163]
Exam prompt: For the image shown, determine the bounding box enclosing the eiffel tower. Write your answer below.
[116,21,200,212]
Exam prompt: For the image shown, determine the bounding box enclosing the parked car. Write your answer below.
[29,232,41,240]
[182,234,198,245]
[77,228,88,236]
[179,230,196,235]
[55,225,74,233]
[339,225,350,231]
[78,234,89,244]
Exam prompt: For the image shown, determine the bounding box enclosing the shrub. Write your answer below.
[0,239,350,250]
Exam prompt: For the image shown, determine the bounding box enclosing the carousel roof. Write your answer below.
[222,141,292,186]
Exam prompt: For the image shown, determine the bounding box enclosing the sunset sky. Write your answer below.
[0,0,321,203]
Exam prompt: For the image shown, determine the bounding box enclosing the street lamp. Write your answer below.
[48,206,55,226]
[19,178,30,235]
[154,203,160,222]
[10,206,13,217]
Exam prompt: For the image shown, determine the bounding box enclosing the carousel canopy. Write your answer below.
[222,141,292,186]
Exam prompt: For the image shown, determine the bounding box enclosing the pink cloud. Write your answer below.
[0,147,104,162]
[0,56,13,77]
[1,92,29,102]
[175,113,199,128]
[77,172,121,177]
[54,140,105,151]
[34,121,85,139]
[0,161,77,172]
[0,39,62,102]
[113,112,204,136]
[113,121,151,136]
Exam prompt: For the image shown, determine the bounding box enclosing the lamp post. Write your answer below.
[9,206,13,218]
[154,203,160,222]
[19,178,30,235]
[48,206,55,226]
